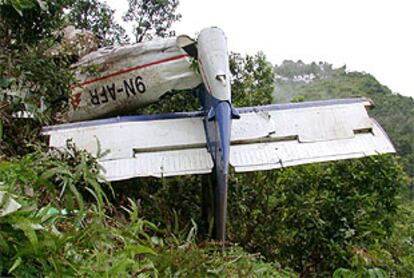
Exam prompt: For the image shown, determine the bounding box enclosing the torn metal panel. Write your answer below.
[69,37,201,122]
[231,110,276,142]
[232,98,374,143]
[272,103,370,142]
[229,100,395,172]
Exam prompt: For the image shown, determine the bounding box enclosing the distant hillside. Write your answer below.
[273,60,414,177]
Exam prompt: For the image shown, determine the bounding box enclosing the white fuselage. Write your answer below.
[68,27,232,122]
[68,38,201,121]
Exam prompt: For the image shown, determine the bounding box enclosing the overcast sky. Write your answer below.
[105,0,414,98]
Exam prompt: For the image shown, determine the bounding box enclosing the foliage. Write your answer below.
[152,241,297,278]
[226,155,408,276]
[123,0,181,43]
[0,142,110,215]
[67,0,129,46]
[0,0,76,160]
[1,2,412,277]
[0,149,295,277]
[130,155,410,277]
[274,60,414,180]
[332,202,414,277]
[230,52,275,107]
[380,203,414,276]
[0,0,70,45]
[0,0,75,118]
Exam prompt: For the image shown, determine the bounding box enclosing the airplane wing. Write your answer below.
[42,111,212,181]
[230,98,395,172]
[42,97,395,181]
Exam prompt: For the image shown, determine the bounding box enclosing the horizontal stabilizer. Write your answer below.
[230,98,395,172]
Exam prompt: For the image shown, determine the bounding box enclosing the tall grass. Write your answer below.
[0,146,295,277]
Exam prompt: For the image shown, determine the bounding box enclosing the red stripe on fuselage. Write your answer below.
[70,54,190,89]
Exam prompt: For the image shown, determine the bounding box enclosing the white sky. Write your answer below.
[105,0,414,98]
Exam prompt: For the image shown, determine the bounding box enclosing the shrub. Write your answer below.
[0,149,296,277]
[226,155,407,276]
[127,155,409,276]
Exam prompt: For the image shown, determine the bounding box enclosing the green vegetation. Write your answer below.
[0,148,295,277]
[126,155,412,277]
[1,1,413,277]
[274,60,414,179]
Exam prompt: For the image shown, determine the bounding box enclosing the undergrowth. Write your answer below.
[0,146,296,277]
[118,155,413,277]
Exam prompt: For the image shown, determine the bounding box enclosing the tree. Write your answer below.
[123,0,181,43]
[0,0,76,156]
[67,0,129,46]
[230,52,275,107]
[0,0,71,46]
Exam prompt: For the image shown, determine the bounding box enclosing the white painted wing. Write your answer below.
[43,98,395,181]
[42,112,213,181]
[230,98,396,172]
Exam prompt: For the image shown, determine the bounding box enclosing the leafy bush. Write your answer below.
[331,202,414,277]
[0,148,295,277]
[127,155,410,277]
[227,155,407,276]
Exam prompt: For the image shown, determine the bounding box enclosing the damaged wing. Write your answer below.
[230,98,395,172]
[42,97,395,182]
[42,112,213,181]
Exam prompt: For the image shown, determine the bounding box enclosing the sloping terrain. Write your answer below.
[274,60,414,177]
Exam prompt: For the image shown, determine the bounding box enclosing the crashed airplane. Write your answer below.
[42,27,395,242]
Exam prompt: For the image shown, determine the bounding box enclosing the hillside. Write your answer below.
[1,1,414,276]
[274,60,414,178]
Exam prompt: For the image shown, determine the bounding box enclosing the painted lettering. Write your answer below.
[135,76,146,94]
[100,86,109,103]
[107,83,116,101]
[124,79,136,97]
[89,89,100,105]
[86,76,146,106]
